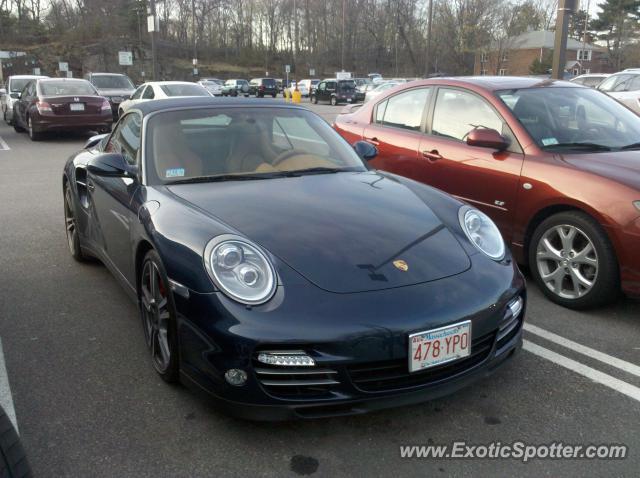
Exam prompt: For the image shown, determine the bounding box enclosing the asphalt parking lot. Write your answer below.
[0,98,639,477]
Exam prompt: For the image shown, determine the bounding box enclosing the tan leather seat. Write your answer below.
[153,121,203,179]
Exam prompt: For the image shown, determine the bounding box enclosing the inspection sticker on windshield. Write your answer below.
[541,137,559,146]
[165,168,185,178]
[409,321,471,372]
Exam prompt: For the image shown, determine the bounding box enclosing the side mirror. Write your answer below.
[353,140,378,160]
[10,92,20,99]
[87,153,137,178]
[466,128,509,151]
[84,133,109,150]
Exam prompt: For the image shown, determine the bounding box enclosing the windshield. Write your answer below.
[338,80,355,90]
[597,74,638,92]
[497,87,640,151]
[146,107,367,184]
[40,80,96,96]
[10,79,32,92]
[159,84,210,96]
[90,75,134,90]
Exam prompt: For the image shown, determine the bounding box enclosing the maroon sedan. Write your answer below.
[335,77,640,309]
[12,78,112,141]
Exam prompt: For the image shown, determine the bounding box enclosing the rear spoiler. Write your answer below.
[339,103,363,115]
[84,133,109,150]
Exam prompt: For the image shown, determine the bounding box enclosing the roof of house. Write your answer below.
[503,30,605,51]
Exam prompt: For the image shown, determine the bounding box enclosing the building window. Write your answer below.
[577,49,592,61]
[583,68,591,74]
[501,51,509,62]
[480,69,488,76]
[480,52,488,63]
[498,69,507,76]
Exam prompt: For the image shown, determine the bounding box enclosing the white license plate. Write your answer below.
[70,103,85,111]
[409,321,471,372]
[347,98,352,102]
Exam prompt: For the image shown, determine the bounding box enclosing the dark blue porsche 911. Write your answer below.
[63,97,525,420]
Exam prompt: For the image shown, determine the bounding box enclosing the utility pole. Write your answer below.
[136,5,144,80]
[581,0,591,74]
[192,0,197,77]
[341,0,345,71]
[551,0,575,80]
[425,0,433,77]
[149,0,158,80]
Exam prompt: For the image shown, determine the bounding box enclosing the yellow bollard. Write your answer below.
[284,87,290,102]
[292,88,302,104]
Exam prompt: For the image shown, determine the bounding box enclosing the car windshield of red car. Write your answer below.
[497,87,640,152]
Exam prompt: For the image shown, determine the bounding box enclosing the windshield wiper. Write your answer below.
[282,167,352,176]
[620,142,640,150]
[541,142,611,151]
[166,173,282,184]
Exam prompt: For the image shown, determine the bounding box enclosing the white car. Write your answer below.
[364,81,401,103]
[198,79,223,96]
[118,81,211,115]
[2,74,49,125]
[287,81,309,97]
[296,79,319,97]
[570,73,610,88]
[597,70,640,114]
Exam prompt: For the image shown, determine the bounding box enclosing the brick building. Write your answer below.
[473,30,612,77]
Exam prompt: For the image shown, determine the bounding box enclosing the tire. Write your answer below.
[27,116,42,141]
[330,96,337,106]
[528,211,619,309]
[13,123,24,133]
[272,93,277,98]
[0,406,31,478]
[312,95,318,104]
[3,109,11,126]
[139,250,180,383]
[63,184,88,262]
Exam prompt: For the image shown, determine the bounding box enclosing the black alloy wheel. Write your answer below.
[139,250,179,382]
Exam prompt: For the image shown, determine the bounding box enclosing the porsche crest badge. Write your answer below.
[393,260,409,272]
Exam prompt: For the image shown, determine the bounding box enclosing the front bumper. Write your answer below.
[609,218,640,298]
[172,254,526,420]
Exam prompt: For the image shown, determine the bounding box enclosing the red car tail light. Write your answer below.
[36,101,52,114]
[101,99,111,111]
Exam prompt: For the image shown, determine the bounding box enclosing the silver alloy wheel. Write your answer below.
[535,224,598,299]
[63,188,77,255]
[140,261,172,373]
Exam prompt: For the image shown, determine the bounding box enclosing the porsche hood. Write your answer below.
[167,171,471,294]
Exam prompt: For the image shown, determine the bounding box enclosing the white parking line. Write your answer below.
[0,339,18,432]
[523,340,640,403]
[0,135,9,151]
[524,323,640,378]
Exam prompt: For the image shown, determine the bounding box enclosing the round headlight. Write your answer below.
[458,207,505,261]
[204,235,276,305]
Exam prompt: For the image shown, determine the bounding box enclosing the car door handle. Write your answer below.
[87,180,95,192]
[365,136,379,145]
[422,150,442,161]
